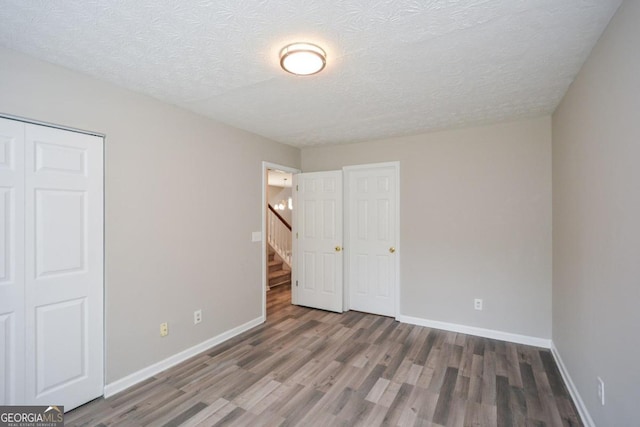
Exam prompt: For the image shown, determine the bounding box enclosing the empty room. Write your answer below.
[0,1,637,426]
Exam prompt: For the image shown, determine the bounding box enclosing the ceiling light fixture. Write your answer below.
[279,42,326,76]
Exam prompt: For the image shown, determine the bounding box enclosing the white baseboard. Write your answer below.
[396,314,551,348]
[103,315,265,398]
[551,342,595,427]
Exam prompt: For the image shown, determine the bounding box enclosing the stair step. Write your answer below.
[268,260,284,273]
[268,269,290,279]
[268,269,291,287]
[268,242,290,287]
[269,277,291,287]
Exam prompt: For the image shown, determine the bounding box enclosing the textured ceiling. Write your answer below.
[0,0,622,147]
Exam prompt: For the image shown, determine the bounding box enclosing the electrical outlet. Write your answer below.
[597,377,605,406]
[474,299,483,311]
[160,322,168,337]
[194,309,202,325]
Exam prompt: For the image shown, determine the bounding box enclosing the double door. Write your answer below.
[293,163,398,317]
[0,117,104,410]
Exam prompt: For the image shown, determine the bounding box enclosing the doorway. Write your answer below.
[261,161,400,320]
[261,162,300,320]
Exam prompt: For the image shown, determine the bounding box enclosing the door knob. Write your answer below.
[335,246,342,252]
[389,247,396,253]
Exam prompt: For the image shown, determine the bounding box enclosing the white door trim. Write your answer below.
[261,162,300,320]
[343,161,400,318]
[0,113,105,138]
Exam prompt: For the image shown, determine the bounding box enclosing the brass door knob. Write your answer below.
[389,247,396,253]
[335,246,342,252]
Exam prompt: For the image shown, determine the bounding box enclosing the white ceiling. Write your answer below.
[0,1,622,147]
[268,170,293,188]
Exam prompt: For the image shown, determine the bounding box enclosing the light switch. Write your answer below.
[252,231,262,242]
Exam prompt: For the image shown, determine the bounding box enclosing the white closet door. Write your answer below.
[346,164,398,317]
[24,124,103,410]
[0,118,26,405]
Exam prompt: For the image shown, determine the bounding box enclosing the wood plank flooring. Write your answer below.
[66,284,581,426]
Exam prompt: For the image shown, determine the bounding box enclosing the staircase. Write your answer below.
[267,203,292,290]
[268,244,291,288]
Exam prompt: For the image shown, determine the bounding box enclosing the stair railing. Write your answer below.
[267,204,292,268]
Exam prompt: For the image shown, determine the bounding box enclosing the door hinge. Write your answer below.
[296,280,298,287]
[296,185,298,191]
[296,232,298,239]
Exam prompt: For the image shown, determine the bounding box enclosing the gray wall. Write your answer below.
[302,117,552,339]
[552,0,640,425]
[0,46,300,383]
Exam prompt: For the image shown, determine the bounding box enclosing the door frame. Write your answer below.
[261,162,300,320]
[343,161,400,318]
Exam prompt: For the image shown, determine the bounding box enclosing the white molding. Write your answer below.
[396,314,551,348]
[103,316,264,398]
[342,161,400,171]
[0,112,105,137]
[551,342,595,427]
[393,163,400,320]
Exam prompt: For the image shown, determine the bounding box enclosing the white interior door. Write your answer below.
[293,171,343,312]
[346,163,398,317]
[24,123,104,410]
[0,118,26,405]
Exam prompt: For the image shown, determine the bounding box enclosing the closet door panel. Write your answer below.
[24,123,103,410]
[0,117,25,405]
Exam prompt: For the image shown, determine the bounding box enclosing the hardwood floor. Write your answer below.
[66,284,581,426]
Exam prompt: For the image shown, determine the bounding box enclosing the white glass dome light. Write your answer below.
[280,43,326,76]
